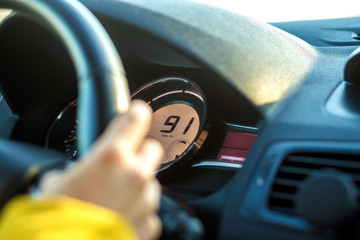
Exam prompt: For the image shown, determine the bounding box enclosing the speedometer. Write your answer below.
[46,77,207,171]
[132,77,207,171]
[149,103,200,163]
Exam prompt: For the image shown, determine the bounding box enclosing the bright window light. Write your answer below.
[194,0,360,22]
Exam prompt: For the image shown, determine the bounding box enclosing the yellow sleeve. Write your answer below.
[0,195,138,240]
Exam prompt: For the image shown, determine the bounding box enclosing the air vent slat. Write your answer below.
[287,155,360,170]
[270,191,295,201]
[279,166,310,175]
[269,206,297,215]
[274,178,301,187]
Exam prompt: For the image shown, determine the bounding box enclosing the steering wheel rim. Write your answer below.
[0,0,130,156]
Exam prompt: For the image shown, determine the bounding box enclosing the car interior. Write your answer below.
[0,0,360,239]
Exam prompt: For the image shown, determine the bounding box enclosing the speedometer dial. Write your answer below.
[132,77,207,171]
[64,120,80,160]
[149,103,200,164]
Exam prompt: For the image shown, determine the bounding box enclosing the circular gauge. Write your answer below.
[148,103,200,164]
[132,77,207,171]
[64,120,80,160]
[46,100,78,161]
[46,77,207,171]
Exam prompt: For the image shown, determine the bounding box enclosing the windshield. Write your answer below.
[194,0,360,22]
[2,1,360,23]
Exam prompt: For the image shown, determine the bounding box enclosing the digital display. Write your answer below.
[217,131,257,166]
[148,103,200,164]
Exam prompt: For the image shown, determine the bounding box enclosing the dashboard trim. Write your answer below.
[193,161,242,169]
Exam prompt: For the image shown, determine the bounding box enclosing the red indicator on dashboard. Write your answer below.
[217,132,257,163]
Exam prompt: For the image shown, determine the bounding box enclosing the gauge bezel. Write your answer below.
[45,100,77,157]
[131,77,207,172]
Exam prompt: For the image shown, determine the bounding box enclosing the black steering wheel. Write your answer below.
[0,1,203,239]
[0,0,130,156]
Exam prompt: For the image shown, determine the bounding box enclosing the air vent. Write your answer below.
[268,153,360,216]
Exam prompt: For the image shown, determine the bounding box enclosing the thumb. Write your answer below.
[39,170,65,195]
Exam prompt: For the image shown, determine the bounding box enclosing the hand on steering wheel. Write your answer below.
[0,1,202,240]
[40,101,164,240]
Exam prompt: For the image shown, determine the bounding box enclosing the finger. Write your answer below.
[108,100,153,153]
[135,214,162,240]
[102,166,148,211]
[87,100,153,164]
[136,139,164,176]
[39,170,65,194]
[125,179,161,221]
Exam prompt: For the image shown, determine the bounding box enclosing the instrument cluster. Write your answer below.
[46,77,207,172]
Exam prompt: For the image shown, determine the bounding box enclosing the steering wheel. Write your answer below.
[0,0,130,156]
[0,1,204,239]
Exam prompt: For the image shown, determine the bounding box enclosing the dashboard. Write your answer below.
[1,1,360,240]
[0,4,260,189]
